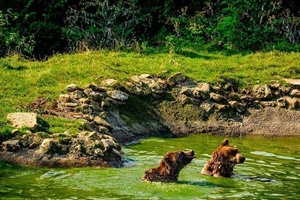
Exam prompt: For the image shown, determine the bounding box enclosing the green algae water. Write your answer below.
[1,134,299,199]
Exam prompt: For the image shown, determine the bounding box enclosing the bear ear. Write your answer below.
[220,138,229,147]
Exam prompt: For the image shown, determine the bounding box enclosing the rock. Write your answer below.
[148,80,162,93]
[94,116,111,128]
[285,97,299,109]
[111,148,123,158]
[58,94,71,103]
[200,102,215,115]
[279,86,291,95]
[209,93,227,104]
[223,82,236,91]
[252,85,273,100]
[127,75,167,95]
[192,83,211,99]
[70,143,83,155]
[84,88,93,96]
[228,93,241,101]
[215,104,227,111]
[277,98,288,108]
[97,126,110,134]
[88,83,106,92]
[11,129,19,134]
[20,134,42,149]
[78,131,91,138]
[81,104,93,114]
[130,75,142,83]
[79,98,90,104]
[229,101,246,113]
[107,90,128,101]
[197,83,211,93]
[89,91,105,101]
[101,138,120,152]
[240,95,255,103]
[101,99,111,109]
[90,100,102,112]
[260,101,277,107]
[179,87,193,96]
[0,130,124,167]
[94,148,104,156]
[37,138,57,154]
[140,74,152,79]
[102,79,118,87]
[2,140,20,151]
[291,89,300,97]
[64,102,78,107]
[177,94,197,105]
[70,90,85,99]
[65,84,80,92]
[7,112,38,129]
[269,83,281,89]
[87,132,101,140]
[283,78,300,86]
[125,81,143,95]
[167,72,186,86]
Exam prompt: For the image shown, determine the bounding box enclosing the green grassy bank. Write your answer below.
[1,48,300,135]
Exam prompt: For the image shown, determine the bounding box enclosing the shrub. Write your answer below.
[182,0,300,50]
[62,0,152,52]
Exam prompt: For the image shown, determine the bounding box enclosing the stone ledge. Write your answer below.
[7,112,38,128]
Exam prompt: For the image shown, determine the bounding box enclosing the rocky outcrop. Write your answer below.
[158,77,300,137]
[53,73,300,138]
[45,74,300,137]
[53,75,169,143]
[0,131,123,167]
[1,73,300,167]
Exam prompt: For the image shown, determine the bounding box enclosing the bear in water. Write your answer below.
[201,138,245,177]
[142,150,195,182]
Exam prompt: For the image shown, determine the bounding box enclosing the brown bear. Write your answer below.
[201,138,245,177]
[142,150,195,182]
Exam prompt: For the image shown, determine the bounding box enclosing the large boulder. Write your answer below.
[252,85,273,100]
[7,112,38,129]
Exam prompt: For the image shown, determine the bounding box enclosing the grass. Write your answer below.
[1,47,300,135]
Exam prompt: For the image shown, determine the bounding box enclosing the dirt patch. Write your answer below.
[242,108,300,136]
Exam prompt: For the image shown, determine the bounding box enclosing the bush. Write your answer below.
[173,0,300,51]
[62,0,152,51]
[0,0,299,58]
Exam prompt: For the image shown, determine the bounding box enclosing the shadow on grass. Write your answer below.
[179,50,217,59]
[1,63,28,71]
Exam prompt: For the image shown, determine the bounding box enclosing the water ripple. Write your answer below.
[250,151,300,161]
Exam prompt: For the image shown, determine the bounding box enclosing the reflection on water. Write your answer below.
[251,151,300,161]
[0,134,299,199]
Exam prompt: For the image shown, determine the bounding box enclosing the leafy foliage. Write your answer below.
[63,0,152,51]
[0,0,299,58]
[179,0,300,50]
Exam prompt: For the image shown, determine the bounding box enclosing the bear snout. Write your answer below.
[237,154,245,163]
[185,150,196,159]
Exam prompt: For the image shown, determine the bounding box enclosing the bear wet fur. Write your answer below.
[201,138,245,177]
[142,150,195,182]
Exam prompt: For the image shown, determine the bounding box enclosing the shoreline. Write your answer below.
[1,73,300,167]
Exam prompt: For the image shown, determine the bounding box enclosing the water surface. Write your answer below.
[1,134,299,199]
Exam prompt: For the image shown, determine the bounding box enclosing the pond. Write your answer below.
[1,134,299,199]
